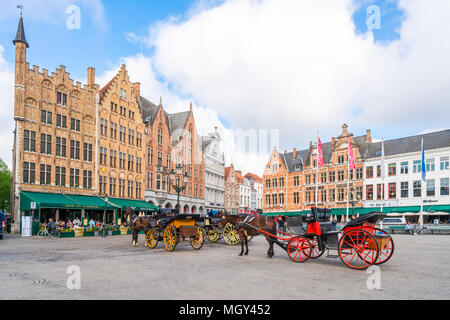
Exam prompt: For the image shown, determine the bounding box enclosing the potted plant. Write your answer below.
[84,227,94,237]
[60,228,74,238]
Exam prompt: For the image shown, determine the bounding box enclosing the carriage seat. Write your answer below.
[345,212,385,227]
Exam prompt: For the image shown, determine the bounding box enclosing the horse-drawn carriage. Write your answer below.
[143,209,205,251]
[203,213,253,245]
[237,208,394,270]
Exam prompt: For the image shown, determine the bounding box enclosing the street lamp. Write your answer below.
[350,187,361,218]
[169,164,190,212]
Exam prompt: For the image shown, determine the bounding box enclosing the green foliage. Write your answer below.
[0,158,12,212]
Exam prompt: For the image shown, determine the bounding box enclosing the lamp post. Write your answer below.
[169,164,190,213]
[350,187,362,218]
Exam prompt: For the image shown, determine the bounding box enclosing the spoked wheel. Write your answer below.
[163,225,177,251]
[52,229,61,238]
[37,230,47,239]
[145,228,159,249]
[206,226,220,243]
[223,223,240,246]
[190,226,205,250]
[338,229,379,270]
[309,238,325,259]
[371,228,394,265]
[287,236,312,263]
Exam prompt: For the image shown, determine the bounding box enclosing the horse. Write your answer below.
[219,214,277,258]
[123,206,153,247]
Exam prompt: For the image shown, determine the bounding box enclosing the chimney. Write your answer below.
[132,82,141,100]
[293,148,297,159]
[309,141,312,149]
[366,129,372,143]
[87,67,95,86]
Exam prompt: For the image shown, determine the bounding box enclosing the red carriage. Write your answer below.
[246,207,394,270]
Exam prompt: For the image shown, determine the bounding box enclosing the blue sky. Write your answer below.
[1,0,449,174]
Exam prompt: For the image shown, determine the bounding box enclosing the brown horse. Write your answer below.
[219,214,277,258]
[123,206,153,247]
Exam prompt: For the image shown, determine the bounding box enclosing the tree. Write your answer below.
[0,158,12,212]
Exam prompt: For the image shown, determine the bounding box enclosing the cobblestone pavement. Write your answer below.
[0,233,449,299]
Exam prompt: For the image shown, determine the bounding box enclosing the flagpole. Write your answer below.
[420,138,424,225]
[346,140,350,222]
[381,140,384,213]
[315,132,319,208]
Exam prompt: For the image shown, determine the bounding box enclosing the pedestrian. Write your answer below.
[48,218,56,235]
[0,210,5,238]
[405,221,414,235]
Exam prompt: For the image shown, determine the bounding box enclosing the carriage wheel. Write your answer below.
[163,225,177,251]
[145,228,159,249]
[338,229,379,270]
[206,226,220,243]
[372,228,394,265]
[190,226,205,250]
[223,223,240,246]
[309,238,325,259]
[287,236,312,263]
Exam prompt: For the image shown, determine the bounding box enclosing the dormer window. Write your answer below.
[120,88,127,100]
[273,164,278,172]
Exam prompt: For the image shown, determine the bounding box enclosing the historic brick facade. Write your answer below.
[263,124,371,214]
[224,164,239,213]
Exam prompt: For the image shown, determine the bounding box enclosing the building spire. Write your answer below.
[13,12,29,48]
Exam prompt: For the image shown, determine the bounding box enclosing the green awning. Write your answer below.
[105,198,159,212]
[20,191,117,211]
[64,194,118,210]
[21,191,80,210]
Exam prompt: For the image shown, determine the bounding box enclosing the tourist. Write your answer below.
[405,221,414,235]
[48,218,56,235]
[89,219,95,228]
[66,220,73,228]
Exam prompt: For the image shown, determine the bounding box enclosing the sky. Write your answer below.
[0,0,449,176]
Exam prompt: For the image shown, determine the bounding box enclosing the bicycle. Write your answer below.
[37,226,61,239]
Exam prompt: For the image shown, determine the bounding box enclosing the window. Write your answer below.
[136,132,142,147]
[40,110,52,125]
[23,162,35,184]
[356,186,363,200]
[128,129,134,145]
[329,171,335,182]
[388,163,396,176]
[400,162,408,174]
[110,102,117,112]
[349,169,354,180]
[272,178,277,188]
[99,176,107,194]
[294,176,299,186]
[23,130,36,152]
[294,191,299,204]
[279,177,285,187]
[136,157,142,173]
[338,170,344,181]
[377,184,384,200]
[426,179,435,196]
[83,170,92,189]
[70,168,80,188]
[83,143,93,162]
[265,179,270,188]
[329,189,335,202]
[356,167,363,179]
[366,166,373,179]
[158,130,163,145]
[70,140,80,159]
[426,158,435,172]
[119,179,125,197]
[120,88,127,100]
[109,150,117,167]
[70,118,80,131]
[366,185,373,200]
[40,134,52,154]
[321,172,327,183]
[148,148,153,165]
[100,147,107,165]
[147,172,153,190]
[56,137,66,157]
[272,164,277,172]
[119,152,126,169]
[120,126,126,142]
[128,155,134,171]
[135,182,142,198]
[338,155,344,164]
[400,182,408,198]
[55,166,66,186]
[440,156,449,170]
[57,91,67,106]
[272,193,277,205]
[157,152,162,166]
[279,193,284,205]
[265,194,271,206]
[110,121,117,139]
[109,177,116,196]
[337,188,345,201]
[127,181,134,198]
[413,180,421,197]
[128,110,135,120]
[413,160,422,173]
[56,114,67,128]
[441,178,449,196]
[321,190,327,202]
[376,165,381,177]
[305,175,310,185]
[388,183,396,199]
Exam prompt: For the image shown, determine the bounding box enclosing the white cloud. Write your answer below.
[0,45,15,168]
[123,0,450,175]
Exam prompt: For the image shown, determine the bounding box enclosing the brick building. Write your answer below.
[224,164,239,213]
[10,16,204,232]
[263,124,371,217]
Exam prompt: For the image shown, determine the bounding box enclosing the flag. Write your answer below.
[421,138,426,181]
[380,140,385,180]
[348,141,355,170]
[317,137,324,167]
